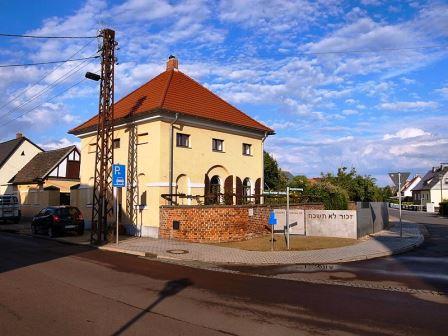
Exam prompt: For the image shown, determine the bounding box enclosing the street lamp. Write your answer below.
[85,72,101,81]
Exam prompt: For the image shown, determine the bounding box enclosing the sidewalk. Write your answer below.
[1,218,424,265]
[100,220,424,265]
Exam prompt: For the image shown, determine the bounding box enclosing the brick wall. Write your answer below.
[159,203,324,242]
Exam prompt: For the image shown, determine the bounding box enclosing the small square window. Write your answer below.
[88,143,96,154]
[176,133,190,148]
[212,139,224,152]
[242,143,252,156]
[113,138,120,149]
[137,132,149,145]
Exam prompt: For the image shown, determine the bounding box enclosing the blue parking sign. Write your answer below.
[112,164,126,187]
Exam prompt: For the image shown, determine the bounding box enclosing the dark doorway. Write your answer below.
[60,192,70,205]
[210,175,221,204]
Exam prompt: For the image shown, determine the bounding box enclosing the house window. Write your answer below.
[445,177,448,185]
[212,139,224,152]
[138,132,149,145]
[243,178,251,203]
[88,144,96,154]
[176,133,190,148]
[113,138,120,149]
[209,175,221,204]
[242,143,252,156]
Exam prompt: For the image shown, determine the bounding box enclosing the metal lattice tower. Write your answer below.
[91,28,117,245]
[126,113,139,233]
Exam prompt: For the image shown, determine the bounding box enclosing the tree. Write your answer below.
[288,175,309,190]
[322,167,382,202]
[307,181,349,210]
[263,151,287,190]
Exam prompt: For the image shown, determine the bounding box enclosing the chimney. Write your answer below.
[166,55,179,71]
[16,132,23,139]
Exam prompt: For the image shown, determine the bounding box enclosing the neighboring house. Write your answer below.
[10,146,81,218]
[399,175,422,198]
[69,56,274,237]
[412,163,448,205]
[0,133,43,194]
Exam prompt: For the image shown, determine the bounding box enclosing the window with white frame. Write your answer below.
[176,133,190,148]
[242,143,252,156]
[212,138,224,152]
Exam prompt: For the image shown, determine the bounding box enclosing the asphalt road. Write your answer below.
[0,210,447,336]
[228,209,448,295]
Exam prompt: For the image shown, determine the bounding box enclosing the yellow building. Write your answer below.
[69,56,274,237]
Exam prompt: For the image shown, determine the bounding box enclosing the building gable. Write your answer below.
[11,146,80,185]
[69,56,274,136]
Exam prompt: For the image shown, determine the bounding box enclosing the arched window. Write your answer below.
[243,178,251,204]
[210,175,221,204]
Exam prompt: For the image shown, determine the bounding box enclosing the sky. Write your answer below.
[0,0,447,186]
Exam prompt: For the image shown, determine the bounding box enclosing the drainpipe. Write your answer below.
[169,113,179,205]
[261,131,268,204]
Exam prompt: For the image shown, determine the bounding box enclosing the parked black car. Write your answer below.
[31,206,84,237]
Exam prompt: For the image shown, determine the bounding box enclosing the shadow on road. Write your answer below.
[0,232,96,274]
[112,278,193,336]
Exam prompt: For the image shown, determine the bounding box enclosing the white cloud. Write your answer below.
[435,86,448,98]
[39,137,80,150]
[342,109,359,115]
[383,128,430,140]
[379,101,438,110]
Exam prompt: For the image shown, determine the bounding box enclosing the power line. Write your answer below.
[0,33,98,39]
[0,39,97,111]
[0,71,100,127]
[0,57,97,120]
[0,55,99,68]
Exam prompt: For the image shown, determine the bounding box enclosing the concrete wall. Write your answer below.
[305,210,357,239]
[15,186,61,219]
[356,202,389,238]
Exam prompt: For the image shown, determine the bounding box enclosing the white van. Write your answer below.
[0,195,21,223]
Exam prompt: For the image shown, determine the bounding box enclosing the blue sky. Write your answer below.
[0,0,447,185]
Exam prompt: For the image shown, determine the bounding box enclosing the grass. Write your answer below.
[213,234,358,252]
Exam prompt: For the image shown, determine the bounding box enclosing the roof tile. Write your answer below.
[70,69,273,134]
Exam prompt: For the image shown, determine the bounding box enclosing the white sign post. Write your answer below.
[112,164,126,245]
[286,187,303,250]
[389,172,410,238]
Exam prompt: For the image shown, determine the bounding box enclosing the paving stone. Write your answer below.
[103,220,423,265]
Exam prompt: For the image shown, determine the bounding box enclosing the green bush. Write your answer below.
[308,181,349,210]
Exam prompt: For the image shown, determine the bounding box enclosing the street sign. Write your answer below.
[388,172,410,187]
[268,211,277,225]
[112,164,126,188]
[388,171,410,238]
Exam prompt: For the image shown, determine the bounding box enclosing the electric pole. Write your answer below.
[91,28,117,245]
[126,106,139,234]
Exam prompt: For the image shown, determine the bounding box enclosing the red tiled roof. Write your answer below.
[70,68,273,134]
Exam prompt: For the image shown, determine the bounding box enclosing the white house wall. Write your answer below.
[0,141,42,194]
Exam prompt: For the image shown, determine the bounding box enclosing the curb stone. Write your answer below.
[2,220,425,266]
